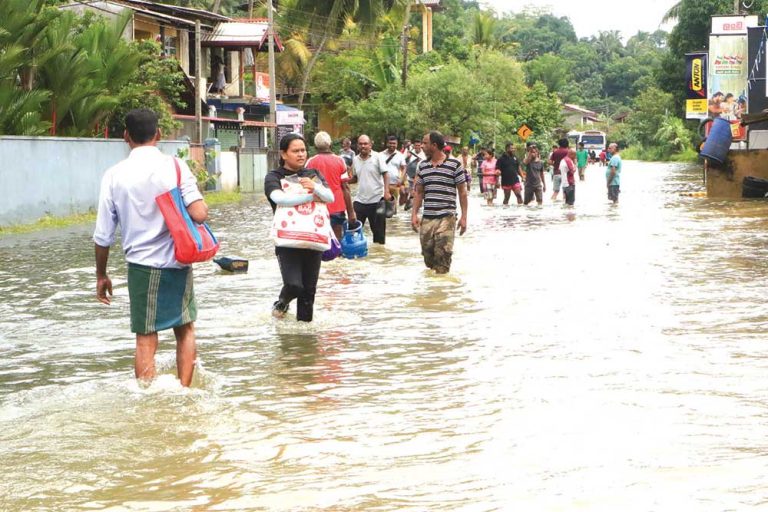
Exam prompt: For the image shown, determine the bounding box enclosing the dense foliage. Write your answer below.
[2,0,184,137]
[7,0,768,161]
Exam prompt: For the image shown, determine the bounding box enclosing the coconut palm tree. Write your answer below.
[281,0,402,108]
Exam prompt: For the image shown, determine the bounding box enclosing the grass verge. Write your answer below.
[0,190,245,237]
[0,211,97,237]
[203,190,244,206]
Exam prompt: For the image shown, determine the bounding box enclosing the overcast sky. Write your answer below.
[480,0,679,40]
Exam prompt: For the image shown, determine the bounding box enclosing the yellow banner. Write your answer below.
[686,99,708,118]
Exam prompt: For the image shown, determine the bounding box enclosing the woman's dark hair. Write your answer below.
[278,132,306,167]
[125,108,159,144]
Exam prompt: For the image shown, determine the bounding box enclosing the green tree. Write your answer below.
[107,40,186,137]
[507,11,577,61]
[0,0,56,134]
[340,50,560,148]
[524,54,571,93]
[35,11,142,136]
[281,0,403,108]
[625,86,674,148]
[655,115,693,153]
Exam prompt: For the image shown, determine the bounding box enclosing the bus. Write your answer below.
[577,130,606,153]
[567,130,581,147]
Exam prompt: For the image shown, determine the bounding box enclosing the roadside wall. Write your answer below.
[0,136,188,226]
[707,150,768,198]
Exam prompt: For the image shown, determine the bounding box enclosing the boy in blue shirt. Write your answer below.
[606,143,621,204]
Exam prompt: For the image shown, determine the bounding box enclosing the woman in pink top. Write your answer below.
[480,149,499,206]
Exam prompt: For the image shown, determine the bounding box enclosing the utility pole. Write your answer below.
[195,19,202,144]
[401,24,409,87]
[734,0,739,14]
[267,0,277,154]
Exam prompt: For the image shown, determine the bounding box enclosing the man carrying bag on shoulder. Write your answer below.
[93,109,210,387]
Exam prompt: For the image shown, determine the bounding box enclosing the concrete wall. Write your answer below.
[706,150,768,199]
[219,151,238,192]
[0,136,188,226]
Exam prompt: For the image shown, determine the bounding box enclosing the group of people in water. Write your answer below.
[464,139,623,207]
[92,108,621,388]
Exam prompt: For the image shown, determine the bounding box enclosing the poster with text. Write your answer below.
[708,35,748,140]
[685,53,708,120]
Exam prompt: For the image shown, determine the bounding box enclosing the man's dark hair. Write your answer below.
[426,130,444,149]
[558,138,569,148]
[125,109,159,144]
[386,134,398,143]
[578,142,584,147]
[505,142,514,150]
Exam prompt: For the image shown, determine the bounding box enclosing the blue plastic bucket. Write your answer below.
[341,220,368,259]
[700,117,733,165]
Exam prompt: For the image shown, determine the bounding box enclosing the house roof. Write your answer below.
[414,1,444,11]
[563,103,598,117]
[59,0,219,30]
[112,0,230,24]
[202,20,284,51]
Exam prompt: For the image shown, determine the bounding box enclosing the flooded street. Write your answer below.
[3,161,768,511]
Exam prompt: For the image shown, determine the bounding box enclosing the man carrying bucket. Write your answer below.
[93,109,209,387]
[410,131,469,274]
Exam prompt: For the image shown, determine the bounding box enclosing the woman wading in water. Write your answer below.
[264,133,334,321]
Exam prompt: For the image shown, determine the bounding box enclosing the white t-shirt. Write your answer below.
[353,151,388,204]
[558,158,574,186]
[93,146,203,269]
[381,150,405,185]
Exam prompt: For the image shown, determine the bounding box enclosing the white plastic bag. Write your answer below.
[271,176,332,251]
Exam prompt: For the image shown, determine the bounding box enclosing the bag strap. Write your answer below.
[172,157,182,187]
[385,151,397,165]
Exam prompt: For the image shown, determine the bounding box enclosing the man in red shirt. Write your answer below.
[306,131,356,239]
[548,138,570,202]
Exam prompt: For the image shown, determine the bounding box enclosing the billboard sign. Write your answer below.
[686,53,708,120]
[708,34,748,141]
[711,15,758,35]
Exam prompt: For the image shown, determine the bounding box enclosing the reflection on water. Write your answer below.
[3,162,768,510]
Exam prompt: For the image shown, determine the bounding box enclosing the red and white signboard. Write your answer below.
[711,15,758,35]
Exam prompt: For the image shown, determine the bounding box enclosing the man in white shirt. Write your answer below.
[351,134,391,244]
[381,135,406,212]
[93,109,209,387]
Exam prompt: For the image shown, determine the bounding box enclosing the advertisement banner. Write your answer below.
[685,53,708,120]
[708,34,748,141]
[711,15,758,35]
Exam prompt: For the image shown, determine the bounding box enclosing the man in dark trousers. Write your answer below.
[496,142,523,205]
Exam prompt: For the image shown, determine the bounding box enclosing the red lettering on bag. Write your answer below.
[314,215,325,227]
[295,203,316,215]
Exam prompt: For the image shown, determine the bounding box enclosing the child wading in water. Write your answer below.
[480,149,499,206]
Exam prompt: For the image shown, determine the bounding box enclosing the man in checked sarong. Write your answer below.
[93,109,209,387]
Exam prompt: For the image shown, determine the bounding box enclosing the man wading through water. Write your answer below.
[93,109,209,387]
[411,131,469,274]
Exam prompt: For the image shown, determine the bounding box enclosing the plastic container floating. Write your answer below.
[341,220,367,259]
[213,256,249,272]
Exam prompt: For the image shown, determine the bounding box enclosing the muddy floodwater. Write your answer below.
[2,161,768,511]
